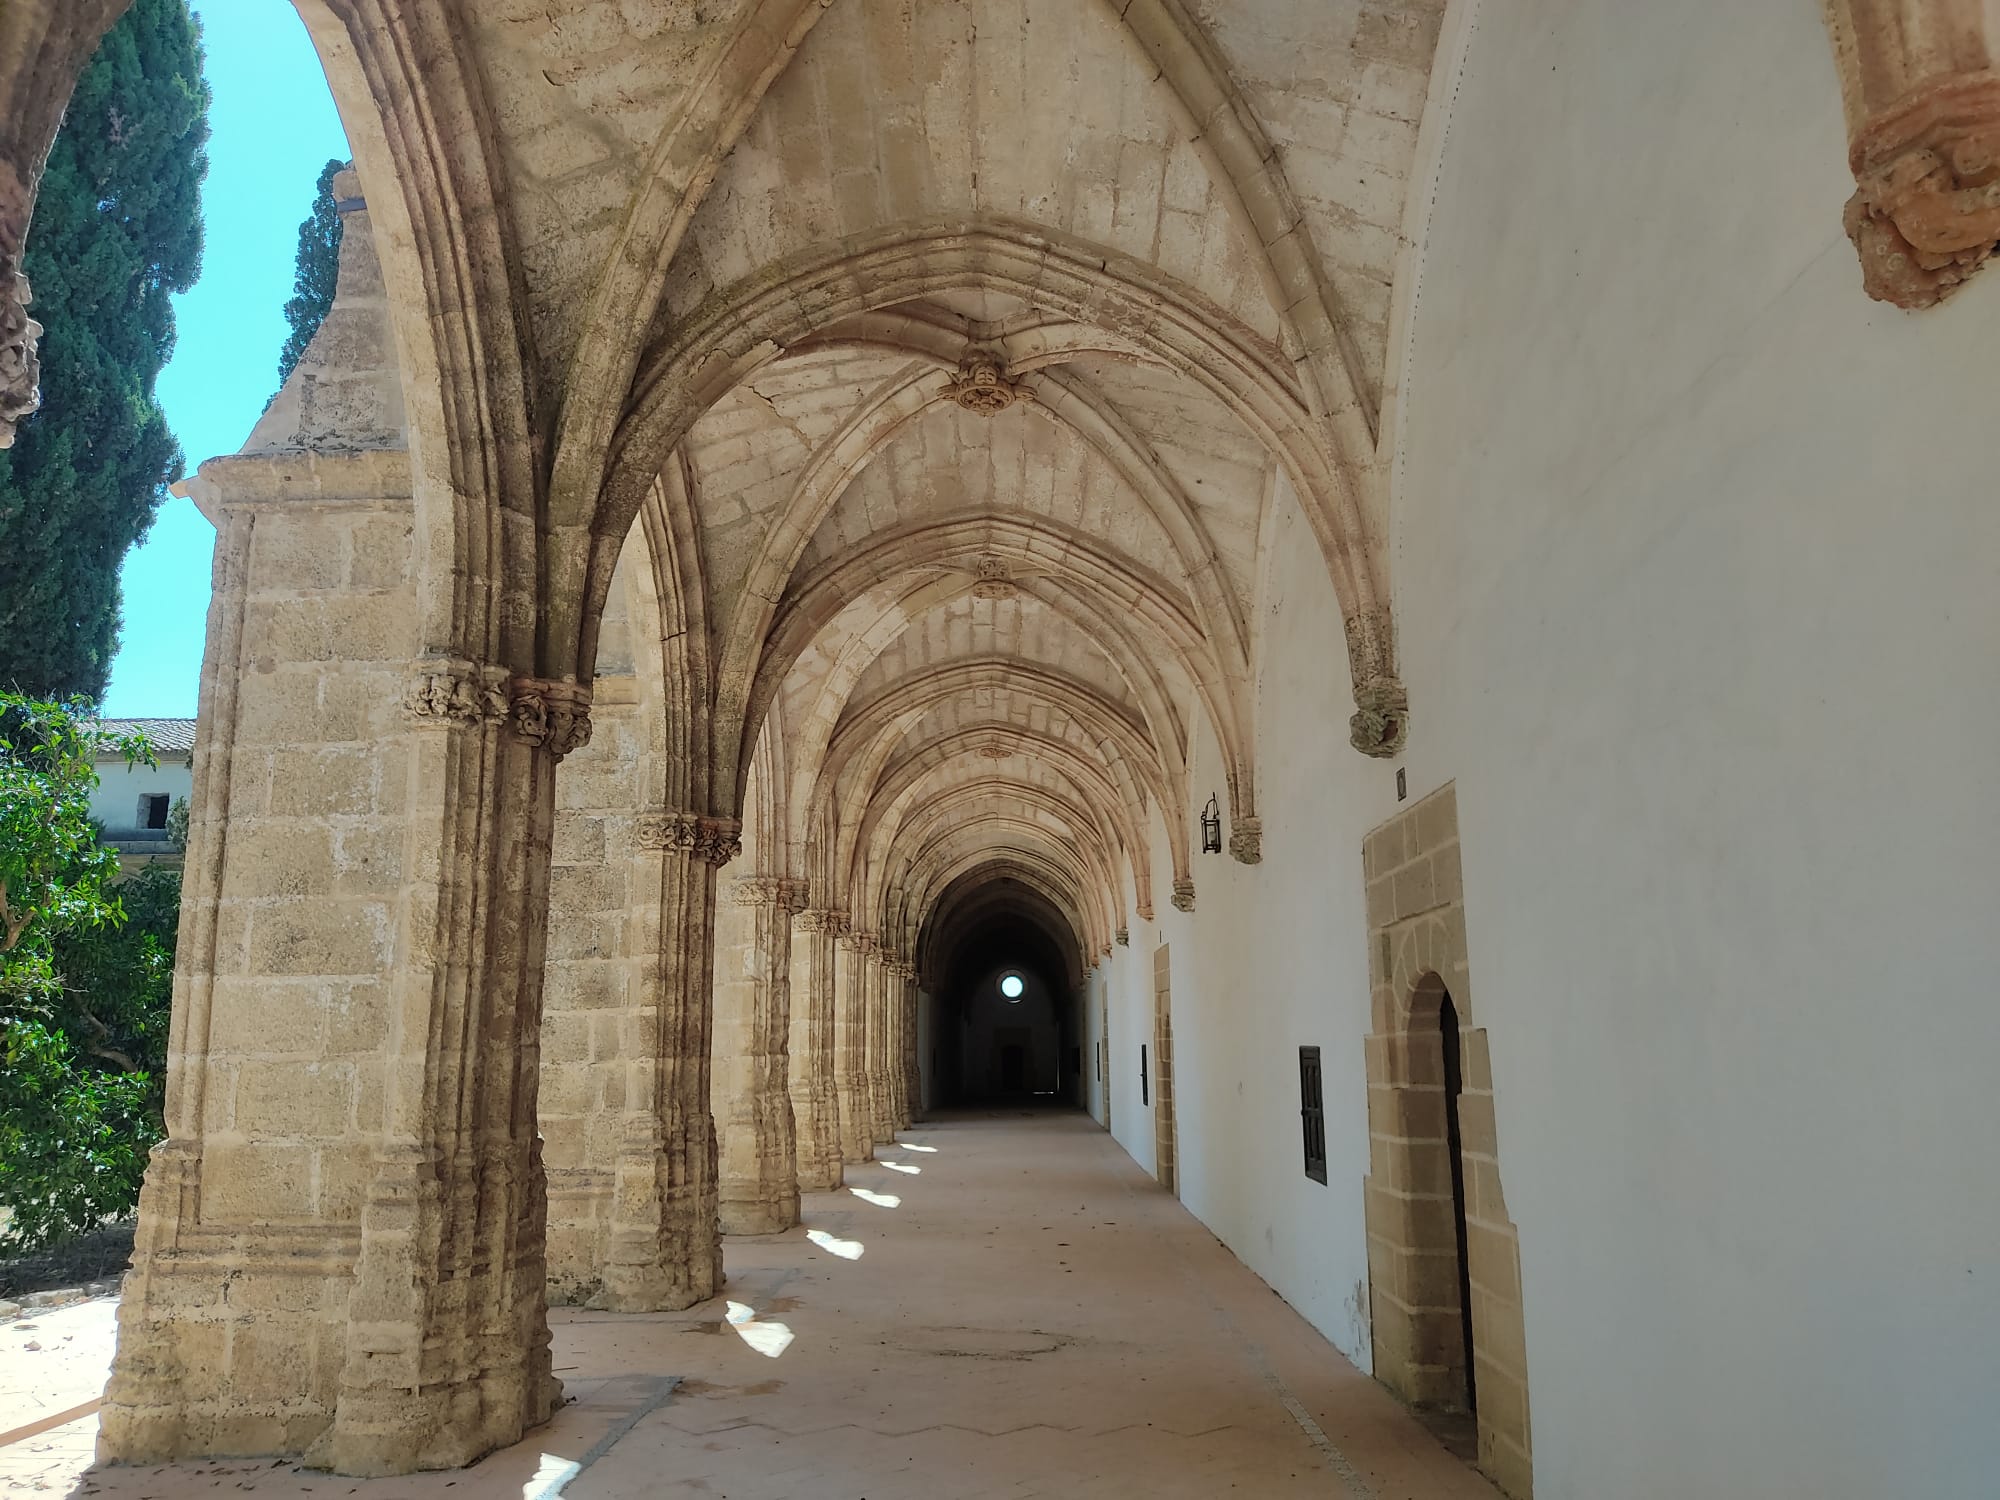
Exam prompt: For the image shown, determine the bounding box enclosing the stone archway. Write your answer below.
[1361,784,1532,1498]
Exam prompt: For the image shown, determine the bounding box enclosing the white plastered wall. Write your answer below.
[1091,6,1999,1494]
[1378,4,2000,1493]
[1099,476,1384,1367]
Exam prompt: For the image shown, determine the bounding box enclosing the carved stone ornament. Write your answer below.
[778,879,809,914]
[1115,926,1129,947]
[635,811,744,866]
[1170,878,1196,914]
[1844,70,2000,308]
[1343,608,1409,758]
[838,929,878,955]
[403,658,509,728]
[971,555,1017,601]
[794,907,848,935]
[945,352,1031,416]
[508,677,593,759]
[0,269,41,450]
[976,741,1012,760]
[1229,817,1263,866]
[731,876,786,907]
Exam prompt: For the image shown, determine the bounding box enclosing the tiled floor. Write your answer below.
[4,1111,1499,1498]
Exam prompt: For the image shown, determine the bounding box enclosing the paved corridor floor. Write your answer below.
[21,1111,1499,1498]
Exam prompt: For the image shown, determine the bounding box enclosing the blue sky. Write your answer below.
[99,0,348,717]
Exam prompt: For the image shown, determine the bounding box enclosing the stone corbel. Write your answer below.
[1823,1,2000,307]
[1229,817,1262,865]
[1115,926,1129,947]
[508,676,593,759]
[635,810,744,867]
[1344,608,1408,758]
[1170,878,1196,914]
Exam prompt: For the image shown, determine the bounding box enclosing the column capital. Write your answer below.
[730,876,786,907]
[837,929,878,955]
[507,676,593,759]
[403,656,509,729]
[794,907,848,935]
[635,810,743,866]
[402,660,595,760]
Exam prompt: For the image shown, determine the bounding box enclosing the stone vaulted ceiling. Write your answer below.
[293,0,1454,975]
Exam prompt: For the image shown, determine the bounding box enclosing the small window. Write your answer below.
[1299,1046,1327,1184]
[1140,1043,1150,1106]
[139,793,170,831]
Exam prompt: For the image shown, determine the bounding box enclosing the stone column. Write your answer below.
[833,930,876,1163]
[595,810,738,1311]
[713,876,800,1235]
[787,908,845,1191]
[866,950,897,1144]
[898,967,921,1129]
[93,504,569,1472]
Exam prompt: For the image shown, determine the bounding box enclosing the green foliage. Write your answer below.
[0,0,210,702]
[0,693,172,1251]
[277,159,347,386]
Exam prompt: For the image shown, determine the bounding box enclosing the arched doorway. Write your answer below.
[1361,785,1533,1497]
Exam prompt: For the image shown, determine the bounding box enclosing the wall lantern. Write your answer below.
[1200,793,1222,855]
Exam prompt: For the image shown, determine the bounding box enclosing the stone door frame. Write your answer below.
[1361,784,1533,1498]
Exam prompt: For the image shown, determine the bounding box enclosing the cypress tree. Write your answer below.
[0,0,209,702]
[276,159,346,386]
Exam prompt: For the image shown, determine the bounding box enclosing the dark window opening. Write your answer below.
[140,793,170,830]
[1441,990,1477,1415]
[1140,1043,1150,1106]
[1299,1045,1327,1184]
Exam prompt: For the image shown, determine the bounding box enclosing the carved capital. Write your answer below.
[635,811,743,867]
[1115,926,1129,947]
[0,267,41,450]
[1170,878,1196,914]
[731,876,786,907]
[945,352,1031,415]
[794,907,847,935]
[403,657,509,729]
[777,878,810,914]
[1344,608,1409,758]
[1229,817,1263,866]
[837,930,878,956]
[508,677,593,759]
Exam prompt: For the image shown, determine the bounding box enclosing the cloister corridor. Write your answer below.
[4,1113,1496,1500]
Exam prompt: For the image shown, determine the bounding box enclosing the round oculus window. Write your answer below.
[999,973,1025,1001]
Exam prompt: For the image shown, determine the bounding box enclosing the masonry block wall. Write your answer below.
[1362,786,1530,1498]
[539,686,643,1303]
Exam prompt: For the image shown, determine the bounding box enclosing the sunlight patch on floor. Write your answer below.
[805,1228,864,1260]
[725,1301,795,1359]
